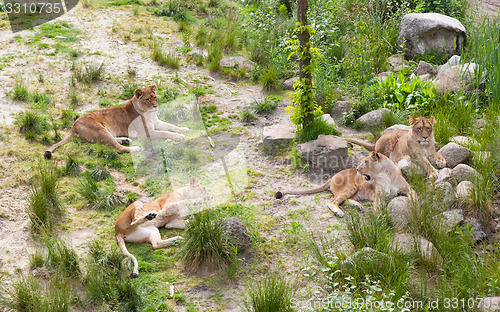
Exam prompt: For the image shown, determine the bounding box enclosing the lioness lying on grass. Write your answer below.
[44,85,189,159]
[115,177,212,278]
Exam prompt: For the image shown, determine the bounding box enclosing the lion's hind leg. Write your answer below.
[75,122,140,153]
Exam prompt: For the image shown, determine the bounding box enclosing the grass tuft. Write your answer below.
[296,116,340,143]
[243,274,296,312]
[72,62,105,86]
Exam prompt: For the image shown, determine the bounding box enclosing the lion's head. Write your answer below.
[177,176,213,202]
[133,85,158,113]
[356,151,396,181]
[409,115,434,146]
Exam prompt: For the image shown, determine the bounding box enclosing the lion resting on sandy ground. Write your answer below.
[275,152,414,217]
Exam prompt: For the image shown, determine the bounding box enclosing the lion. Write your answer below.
[44,85,189,159]
[346,116,446,177]
[115,176,212,278]
[274,151,414,217]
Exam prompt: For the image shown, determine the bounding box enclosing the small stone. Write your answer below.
[451,164,480,184]
[414,61,437,76]
[321,114,337,127]
[461,217,487,243]
[283,77,299,90]
[223,217,252,254]
[392,233,442,265]
[387,54,408,71]
[331,100,352,121]
[478,297,500,312]
[382,124,411,135]
[435,182,456,206]
[220,56,255,72]
[435,168,453,184]
[387,196,411,228]
[439,209,464,233]
[340,247,390,271]
[296,135,348,171]
[456,181,475,199]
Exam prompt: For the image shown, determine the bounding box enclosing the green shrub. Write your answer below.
[26,163,62,233]
[243,274,296,312]
[296,116,340,143]
[181,208,237,273]
[11,80,30,101]
[72,62,105,86]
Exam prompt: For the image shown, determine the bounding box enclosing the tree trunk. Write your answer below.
[297,0,314,127]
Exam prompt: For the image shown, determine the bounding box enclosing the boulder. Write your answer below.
[330,100,352,121]
[414,61,437,77]
[392,233,442,265]
[382,124,411,135]
[296,135,348,171]
[397,13,467,60]
[220,56,255,72]
[374,72,392,83]
[283,76,298,90]
[340,247,390,271]
[397,158,413,176]
[456,180,475,199]
[356,108,390,129]
[461,217,487,243]
[261,123,296,154]
[478,297,500,312]
[387,196,412,228]
[223,217,252,254]
[438,142,471,168]
[419,74,432,82]
[451,164,480,184]
[387,54,408,71]
[435,62,483,93]
[439,209,464,233]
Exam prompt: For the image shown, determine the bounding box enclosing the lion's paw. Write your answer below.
[145,212,157,220]
[130,146,141,153]
[122,138,132,145]
[179,127,190,133]
[435,154,447,169]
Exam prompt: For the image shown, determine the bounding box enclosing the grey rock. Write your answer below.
[220,56,255,72]
[397,158,413,177]
[439,209,464,233]
[435,62,483,94]
[374,72,392,83]
[388,196,411,228]
[414,61,437,76]
[461,217,487,243]
[397,13,467,60]
[261,123,296,154]
[283,76,299,90]
[435,168,453,185]
[340,247,390,271]
[356,108,390,129]
[438,142,471,168]
[478,297,500,312]
[382,124,411,135]
[321,114,337,127]
[223,217,252,253]
[419,74,432,82]
[387,54,408,72]
[451,164,480,184]
[456,180,475,199]
[331,100,352,121]
[435,181,456,206]
[296,135,348,171]
[437,55,461,76]
[392,233,442,265]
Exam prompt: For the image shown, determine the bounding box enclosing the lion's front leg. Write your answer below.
[430,152,447,169]
[153,115,189,133]
[149,130,186,142]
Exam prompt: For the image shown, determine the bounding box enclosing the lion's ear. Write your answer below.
[409,115,415,125]
[190,176,200,186]
[428,116,435,124]
[149,85,157,93]
[134,89,143,98]
[370,151,380,161]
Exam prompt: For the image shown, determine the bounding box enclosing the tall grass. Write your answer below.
[72,62,105,86]
[11,79,30,101]
[243,274,296,312]
[76,175,124,210]
[26,163,62,233]
[14,110,50,140]
[151,40,180,69]
[181,208,237,273]
[296,116,340,143]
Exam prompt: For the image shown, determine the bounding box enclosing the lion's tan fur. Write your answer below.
[115,177,211,277]
[347,116,446,177]
[44,85,189,159]
[276,152,413,217]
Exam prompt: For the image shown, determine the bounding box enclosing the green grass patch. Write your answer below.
[296,116,340,143]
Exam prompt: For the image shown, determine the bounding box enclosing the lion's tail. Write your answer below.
[44,129,76,159]
[345,138,375,150]
[274,178,332,199]
[116,235,139,278]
